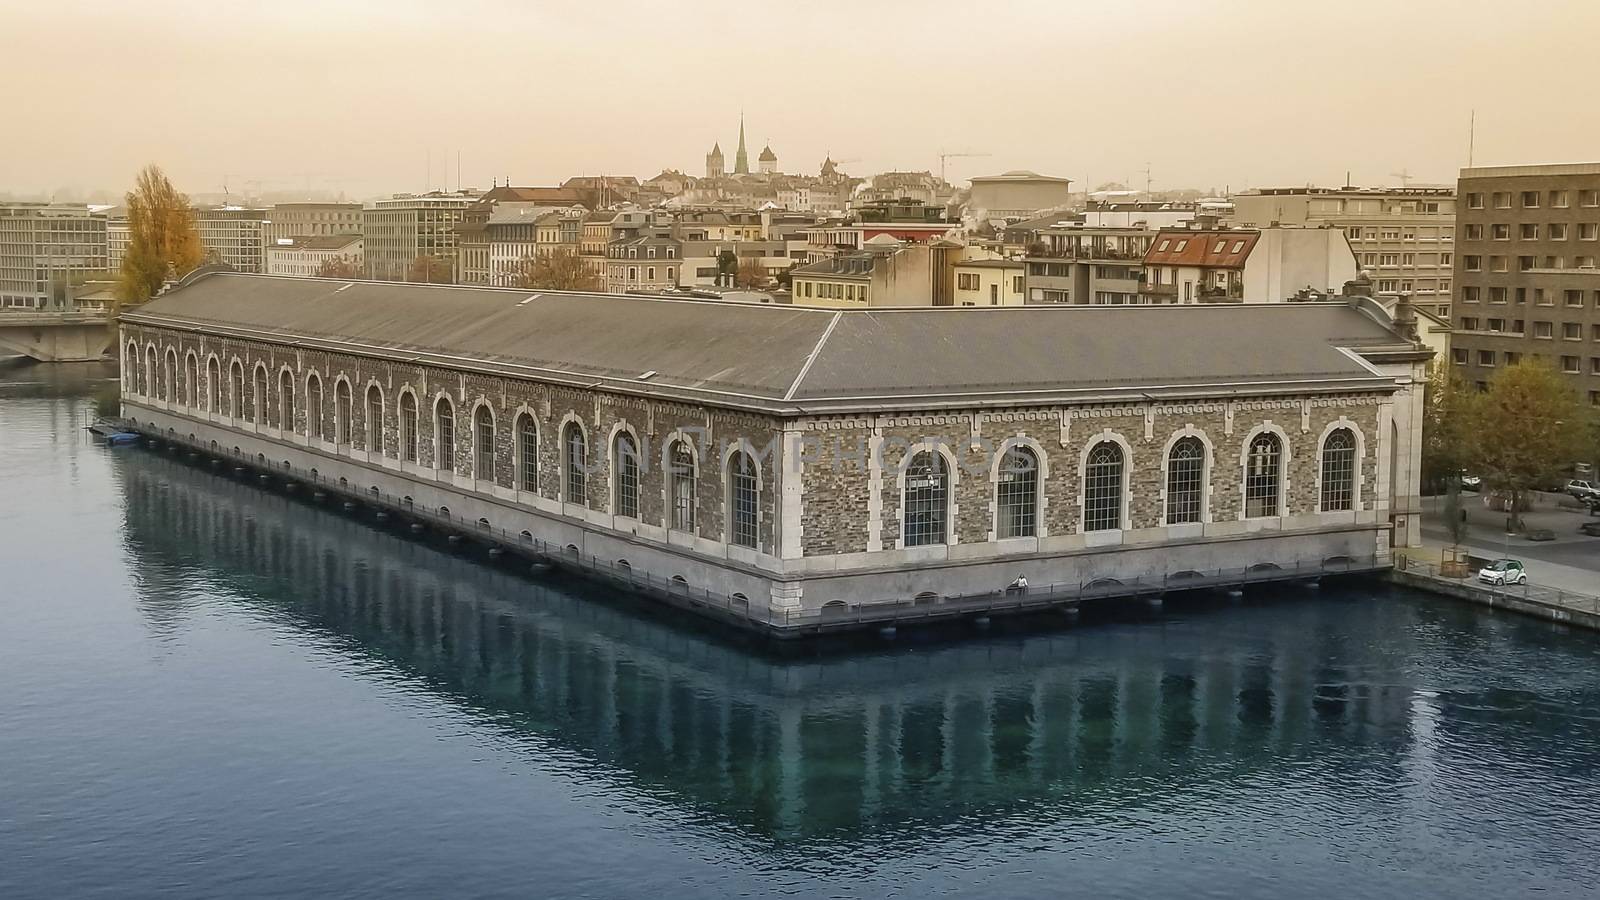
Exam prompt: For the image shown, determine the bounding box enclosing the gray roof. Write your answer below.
[124,273,1412,415]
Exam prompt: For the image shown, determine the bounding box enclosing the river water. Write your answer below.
[4,363,1600,899]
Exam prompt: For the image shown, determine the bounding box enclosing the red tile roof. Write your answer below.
[1143,229,1258,268]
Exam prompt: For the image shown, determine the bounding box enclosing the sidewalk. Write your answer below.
[1404,538,1600,596]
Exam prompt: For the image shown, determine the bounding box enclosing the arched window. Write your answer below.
[474,405,496,481]
[1083,441,1124,532]
[435,397,455,471]
[902,450,946,546]
[305,373,323,440]
[251,365,269,424]
[613,432,639,517]
[124,342,139,392]
[729,449,759,548]
[334,380,352,445]
[398,392,418,462]
[563,421,587,504]
[1320,428,1356,512]
[668,440,696,532]
[144,346,157,397]
[516,413,538,491]
[1166,436,1206,525]
[278,369,294,430]
[206,357,221,412]
[229,361,245,418]
[184,353,198,407]
[364,384,383,453]
[1245,432,1283,518]
[996,445,1038,539]
[164,348,178,402]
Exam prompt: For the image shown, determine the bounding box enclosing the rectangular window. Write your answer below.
[1535,321,1554,338]
[1580,223,1598,241]
[1462,286,1480,303]
[1583,190,1600,207]
[1592,358,1600,375]
[1477,350,1496,366]
[1464,255,1482,271]
[1452,348,1468,365]
[1567,290,1585,308]
[1563,355,1581,374]
[1493,192,1511,209]
[1467,193,1484,209]
[1460,316,1480,331]
[1522,191,1541,208]
[1551,223,1568,240]
[1553,190,1570,208]
[1492,223,1510,240]
[1520,223,1540,240]
[1565,322,1583,340]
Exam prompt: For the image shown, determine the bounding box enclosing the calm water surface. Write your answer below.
[4,363,1600,899]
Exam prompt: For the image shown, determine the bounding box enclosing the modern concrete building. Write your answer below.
[263,235,362,278]
[361,192,477,283]
[1141,226,1357,304]
[1450,162,1600,400]
[968,171,1073,219]
[262,202,363,245]
[0,203,109,309]
[194,206,268,274]
[1231,186,1456,318]
[118,272,1428,632]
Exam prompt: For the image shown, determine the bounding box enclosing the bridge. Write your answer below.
[0,311,114,362]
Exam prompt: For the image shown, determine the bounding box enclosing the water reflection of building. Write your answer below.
[119,451,1421,842]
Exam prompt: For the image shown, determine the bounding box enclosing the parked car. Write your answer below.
[1566,480,1600,501]
[1579,521,1600,537]
[1478,558,1528,586]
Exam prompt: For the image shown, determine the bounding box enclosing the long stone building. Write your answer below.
[118,272,1427,627]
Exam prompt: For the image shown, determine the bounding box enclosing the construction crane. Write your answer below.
[1390,168,1413,187]
[938,149,990,182]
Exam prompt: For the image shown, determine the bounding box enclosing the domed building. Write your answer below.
[968,170,1074,218]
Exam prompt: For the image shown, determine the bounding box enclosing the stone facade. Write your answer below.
[122,321,1409,616]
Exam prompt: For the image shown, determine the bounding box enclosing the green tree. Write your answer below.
[1421,361,1477,489]
[117,164,203,305]
[406,254,454,285]
[509,248,602,292]
[1465,360,1588,530]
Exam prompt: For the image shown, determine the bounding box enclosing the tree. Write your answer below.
[509,248,602,292]
[732,257,767,290]
[1421,362,1477,489]
[406,255,453,285]
[1464,360,1589,531]
[316,257,363,279]
[116,164,203,305]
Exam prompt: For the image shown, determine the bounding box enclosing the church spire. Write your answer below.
[733,112,750,175]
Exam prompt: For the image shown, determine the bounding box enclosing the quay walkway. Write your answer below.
[1393,549,1600,632]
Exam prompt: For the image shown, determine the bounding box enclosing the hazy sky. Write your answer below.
[5,0,1599,200]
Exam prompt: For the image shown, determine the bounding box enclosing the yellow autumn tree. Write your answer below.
[117,165,204,305]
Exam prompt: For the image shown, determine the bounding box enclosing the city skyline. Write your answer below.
[6,0,1600,199]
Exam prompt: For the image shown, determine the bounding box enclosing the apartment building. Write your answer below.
[790,235,964,307]
[1451,162,1600,401]
[1231,186,1455,318]
[263,203,363,244]
[1141,226,1356,304]
[952,259,1026,306]
[0,203,109,309]
[1018,223,1154,304]
[104,208,130,272]
[195,206,268,274]
[605,235,682,293]
[361,192,476,282]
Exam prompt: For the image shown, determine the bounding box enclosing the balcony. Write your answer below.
[1141,283,1177,298]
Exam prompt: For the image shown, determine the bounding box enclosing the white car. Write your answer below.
[1477,559,1527,586]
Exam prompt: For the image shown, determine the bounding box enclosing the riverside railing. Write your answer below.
[1394,554,1600,616]
[133,428,1385,637]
